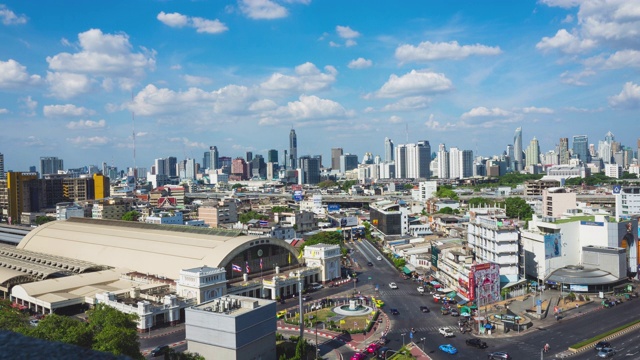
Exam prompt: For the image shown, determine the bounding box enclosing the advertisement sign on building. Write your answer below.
[328,204,340,212]
[469,263,500,305]
[293,190,303,202]
[619,219,639,275]
[340,216,358,227]
[544,233,562,259]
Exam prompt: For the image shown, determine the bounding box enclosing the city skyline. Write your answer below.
[1,1,639,171]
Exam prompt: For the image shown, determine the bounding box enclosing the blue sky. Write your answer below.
[0,0,639,171]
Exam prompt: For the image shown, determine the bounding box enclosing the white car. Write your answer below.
[438,327,454,337]
[417,286,425,294]
[389,282,398,289]
[376,256,382,261]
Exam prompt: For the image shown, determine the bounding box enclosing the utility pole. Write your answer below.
[401,333,406,347]
[420,337,426,353]
[298,275,304,339]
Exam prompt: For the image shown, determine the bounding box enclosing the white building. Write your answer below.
[412,180,437,202]
[605,164,622,179]
[56,202,85,221]
[176,266,228,304]
[467,214,520,282]
[145,211,184,225]
[304,243,341,281]
[541,188,577,218]
[616,186,640,220]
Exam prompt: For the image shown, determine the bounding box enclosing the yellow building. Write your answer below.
[7,172,38,224]
[93,173,110,200]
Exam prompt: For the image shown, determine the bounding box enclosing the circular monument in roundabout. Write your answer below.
[332,299,373,316]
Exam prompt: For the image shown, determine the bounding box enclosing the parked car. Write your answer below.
[439,344,458,354]
[438,327,454,337]
[367,261,374,266]
[302,295,312,301]
[389,308,400,315]
[419,306,430,313]
[440,307,451,315]
[388,282,398,289]
[310,282,323,290]
[594,341,611,351]
[377,347,390,358]
[597,348,616,358]
[488,351,512,359]
[466,338,488,349]
[376,256,383,261]
[417,286,425,294]
[150,345,170,357]
[277,310,287,318]
[450,309,460,317]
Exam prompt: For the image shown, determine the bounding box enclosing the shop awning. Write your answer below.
[440,287,454,293]
[447,291,457,298]
[402,266,412,275]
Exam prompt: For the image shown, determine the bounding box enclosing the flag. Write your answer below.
[260,258,263,270]
[246,261,250,274]
[232,264,242,272]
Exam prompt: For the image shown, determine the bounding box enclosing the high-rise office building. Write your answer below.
[298,156,320,185]
[340,154,359,174]
[405,141,431,179]
[525,137,540,167]
[559,138,570,165]
[267,149,279,164]
[154,158,167,176]
[572,135,589,164]
[460,150,474,178]
[231,158,248,180]
[246,151,253,162]
[0,152,4,180]
[394,144,407,178]
[40,156,64,177]
[437,144,449,179]
[251,155,266,179]
[513,127,523,171]
[6,171,38,224]
[209,146,219,170]
[506,144,514,170]
[605,131,615,144]
[384,137,394,162]
[165,157,177,177]
[203,152,211,171]
[331,148,343,170]
[448,148,474,179]
[289,129,297,169]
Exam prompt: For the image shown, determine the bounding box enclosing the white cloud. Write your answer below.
[601,50,640,69]
[171,64,182,70]
[239,0,288,20]
[348,57,372,69]
[168,137,208,148]
[462,106,511,119]
[43,104,95,117]
[562,14,574,23]
[559,69,595,86]
[395,41,502,63]
[259,95,348,125]
[522,106,554,114]
[381,96,430,112]
[329,41,340,47]
[336,25,360,39]
[609,82,640,109]
[536,29,596,54]
[183,75,213,86]
[260,62,337,93]
[66,136,110,147]
[157,12,189,27]
[373,70,453,98]
[0,59,42,89]
[20,96,37,116]
[539,0,582,8]
[0,5,27,25]
[388,115,402,123]
[46,72,92,99]
[345,39,357,47]
[24,136,44,146]
[249,99,278,111]
[0,108,8,114]
[424,114,456,131]
[66,119,106,129]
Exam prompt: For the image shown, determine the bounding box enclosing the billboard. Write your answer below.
[340,216,358,227]
[328,204,340,212]
[469,263,500,305]
[619,219,639,275]
[293,190,303,201]
[544,233,562,260]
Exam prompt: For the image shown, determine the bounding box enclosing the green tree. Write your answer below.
[164,350,206,360]
[121,211,139,222]
[232,183,246,189]
[87,304,142,359]
[436,186,458,200]
[392,257,406,270]
[239,210,269,224]
[271,206,290,213]
[317,180,337,188]
[467,197,492,208]
[403,184,415,190]
[340,180,357,192]
[504,197,533,220]
[0,299,28,331]
[24,313,93,348]
[437,207,455,214]
[294,338,309,360]
[35,216,56,225]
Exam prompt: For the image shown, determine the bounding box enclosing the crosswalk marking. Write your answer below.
[387,325,456,334]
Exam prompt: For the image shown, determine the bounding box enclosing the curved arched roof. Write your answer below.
[18,218,298,280]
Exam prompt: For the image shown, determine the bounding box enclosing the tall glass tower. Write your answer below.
[289,129,297,168]
[572,135,589,164]
[513,127,523,171]
[384,137,394,162]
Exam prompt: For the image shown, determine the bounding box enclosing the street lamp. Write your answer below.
[298,274,304,339]
[401,333,406,347]
[314,305,319,360]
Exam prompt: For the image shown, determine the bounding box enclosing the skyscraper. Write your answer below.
[209,146,219,170]
[40,156,64,177]
[394,144,407,178]
[513,127,523,171]
[298,156,320,185]
[384,137,394,162]
[165,157,177,177]
[558,138,569,165]
[246,151,253,162]
[525,137,540,168]
[405,141,431,179]
[0,152,4,180]
[203,152,210,171]
[331,148,343,170]
[437,144,449,179]
[154,158,167,176]
[449,147,461,179]
[289,129,297,169]
[267,149,279,164]
[340,154,359,173]
[572,135,589,164]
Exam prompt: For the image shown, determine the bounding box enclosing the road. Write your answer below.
[572,326,640,359]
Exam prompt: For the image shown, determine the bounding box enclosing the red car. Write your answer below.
[367,342,382,354]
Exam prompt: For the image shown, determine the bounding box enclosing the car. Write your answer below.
[310,282,323,290]
[376,256,383,261]
[388,282,398,289]
[377,347,390,358]
[417,286,425,293]
[438,327,454,337]
[302,295,312,301]
[597,348,616,358]
[419,306,430,313]
[150,345,170,357]
[450,309,460,317]
[595,341,611,351]
[466,338,488,349]
[350,352,367,360]
[276,310,287,318]
[488,351,512,359]
[439,344,458,354]
[367,261,374,266]
[389,308,400,315]
[440,307,451,315]
[29,319,39,327]
[367,342,382,354]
